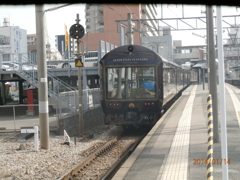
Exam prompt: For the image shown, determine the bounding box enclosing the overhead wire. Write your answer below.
[172,5,207,39]
[103,4,125,19]
[101,4,139,32]
[124,4,159,34]
[124,4,173,55]
[44,13,58,49]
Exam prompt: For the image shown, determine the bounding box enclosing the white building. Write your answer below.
[0,18,27,63]
[27,34,52,62]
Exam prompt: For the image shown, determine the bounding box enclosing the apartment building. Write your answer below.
[0,18,27,63]
[27,34,52,62]
[83,4,159,50]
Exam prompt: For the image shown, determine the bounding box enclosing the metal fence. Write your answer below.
[57,88,101,117]
[0,104,58,131]
[82,88,101,112]
[0,88,101,130]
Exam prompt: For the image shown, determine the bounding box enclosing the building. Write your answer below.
[142,27,173,61]
[0,18,27,63]
[83,4,159,50]
[27,34,37,63]
[173,43,205,65]
[55,35,77,60]
[27,34,52,62]
[55,35,65,58]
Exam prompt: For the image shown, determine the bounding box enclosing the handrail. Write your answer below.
[13,60,78,117]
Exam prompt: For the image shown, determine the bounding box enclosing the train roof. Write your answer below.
[100,45,185,70]
[100,45,162,66]
[161,57,181,68]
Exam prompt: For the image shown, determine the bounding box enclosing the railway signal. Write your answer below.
[69,24,85,39]
[69,13,85,138]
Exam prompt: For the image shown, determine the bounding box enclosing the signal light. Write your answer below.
[144,102,155,106]
[69,23,85,39]
[109,103,119,106]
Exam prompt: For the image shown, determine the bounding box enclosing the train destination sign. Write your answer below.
[112,58,149,62]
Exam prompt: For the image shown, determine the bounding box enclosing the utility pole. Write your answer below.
[217,6,229,180]
[202,68,205,90]
[35,4,50,150]
[0,52,3,104]
[206,5,219,143]
[127,13,133,45]
[77,39,83,138]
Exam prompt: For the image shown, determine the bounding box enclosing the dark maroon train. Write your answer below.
[100,45,190,129]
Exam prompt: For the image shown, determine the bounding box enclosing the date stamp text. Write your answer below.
[193,159,231,165]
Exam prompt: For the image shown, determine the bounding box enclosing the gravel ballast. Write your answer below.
[0,125,122,180]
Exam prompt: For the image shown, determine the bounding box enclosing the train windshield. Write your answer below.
[106,66,156,99]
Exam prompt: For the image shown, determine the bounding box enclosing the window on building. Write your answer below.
[3,54,10,61]
[0,36,10,45]
[185,49,192,53]
[174,48,192,54]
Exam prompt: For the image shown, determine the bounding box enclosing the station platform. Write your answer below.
[112,83,240,180]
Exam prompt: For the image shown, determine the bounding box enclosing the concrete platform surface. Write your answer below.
[112,83,240,180]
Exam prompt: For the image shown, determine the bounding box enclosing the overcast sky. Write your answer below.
[0,4,239,47]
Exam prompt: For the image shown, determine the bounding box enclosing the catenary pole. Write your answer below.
[217,6,229,180]
[206,5,219,143]
[127,13,133,45]
[35,4,50,150]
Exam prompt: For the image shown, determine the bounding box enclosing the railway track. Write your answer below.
[58,131,146,180]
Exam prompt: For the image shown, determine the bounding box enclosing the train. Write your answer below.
[99,45,191,129]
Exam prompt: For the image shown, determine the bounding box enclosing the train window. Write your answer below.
[106,66,156,99]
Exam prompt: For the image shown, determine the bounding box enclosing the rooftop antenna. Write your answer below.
[3,18,10,26]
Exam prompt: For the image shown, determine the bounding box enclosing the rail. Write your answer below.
[58,136,119,180]
[101,133,146,180]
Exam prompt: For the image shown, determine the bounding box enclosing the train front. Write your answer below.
[100,45,163,127]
